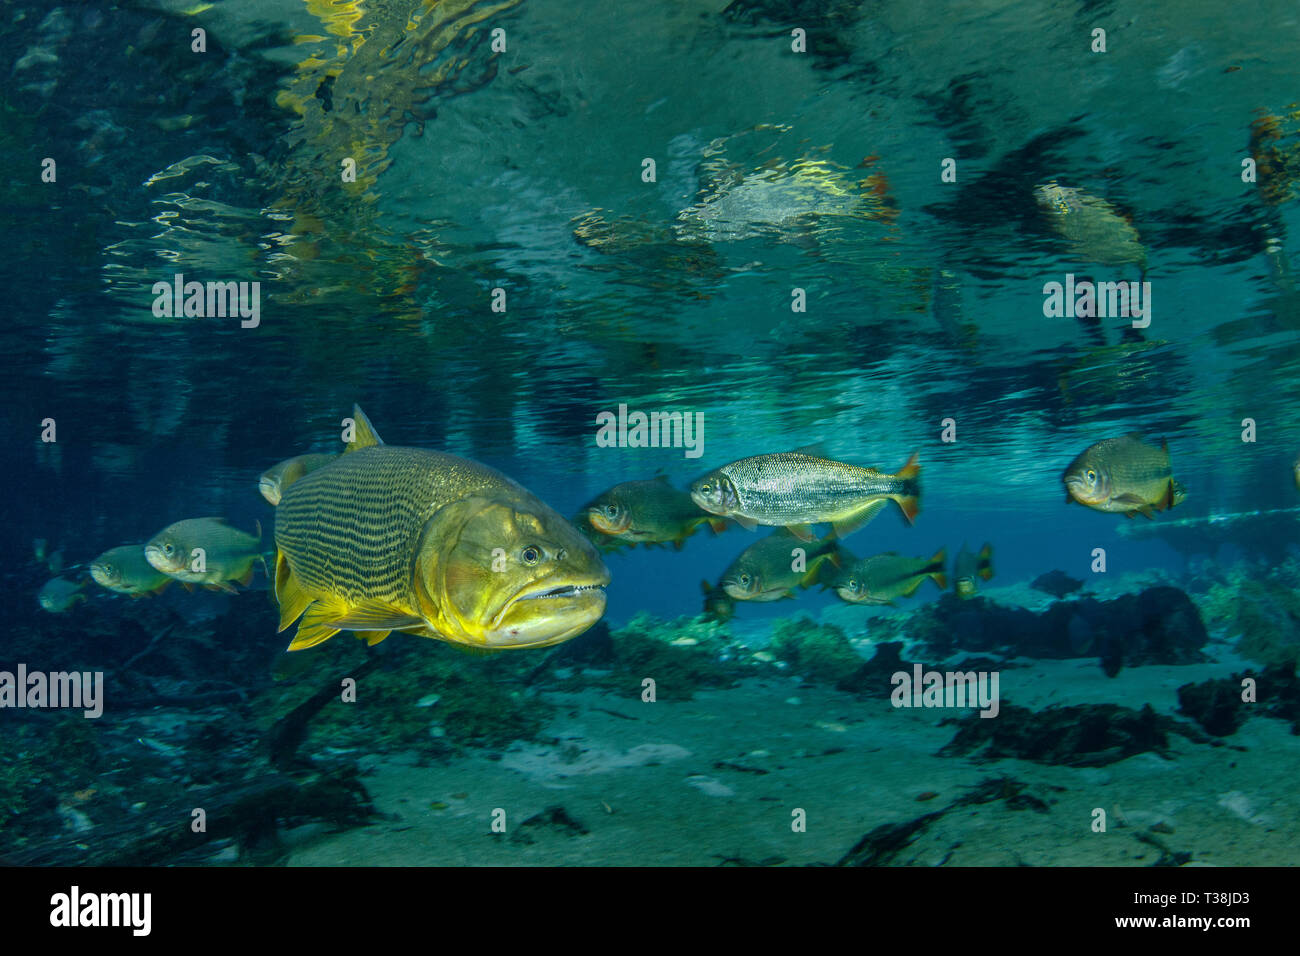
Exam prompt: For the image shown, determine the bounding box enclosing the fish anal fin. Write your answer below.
[732,515,758,531]
[366,630,392,647]
[831,499,887,538]
[707,518,729,534]
[786,523,817,542]
[287,602,342,651]
[328,601,424,632]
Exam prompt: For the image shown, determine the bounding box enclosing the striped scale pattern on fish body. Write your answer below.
[275,445,509,611]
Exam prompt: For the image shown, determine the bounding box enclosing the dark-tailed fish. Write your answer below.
[720,529,841,602]
[953,542,994,598]
[145,518,265,593]
[90,545,173,597]
[273,405,609,652]
[1034,181,1147,271]
[259,452,338,505]
[700,578,735,621]
[39,577,85,613]
[832,549,947,606]
[581,476,725,550]
[690,449,920,540]
[1063,434,1177,518]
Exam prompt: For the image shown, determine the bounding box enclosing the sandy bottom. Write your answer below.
[287,638,1297,866]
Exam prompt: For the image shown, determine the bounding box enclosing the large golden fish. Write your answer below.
[273,406,609,652]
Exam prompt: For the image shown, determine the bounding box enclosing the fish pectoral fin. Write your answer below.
[208,581,240,595]
[274,550,313,632]
[1112,493,1147,504]
[731,515,758,531]
[786,523,817,542]
[287,602,342,651]
[830,499,887,539]
[328,601,424,632]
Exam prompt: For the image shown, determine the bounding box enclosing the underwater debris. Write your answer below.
[508,805,590,845]
[834,641,916,697]
[893,586,1208,676]
[938,703,1214,767]
[1030,569,1084,598]
[1177,663,1300,736]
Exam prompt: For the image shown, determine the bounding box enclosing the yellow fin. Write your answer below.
[287,602,343,651]
[786,523,817,541]
[830,499,887,538]
[346,404,385,451]
[274,550,313,632]
[365,631,391,646]
[453,644,505,657]
[328,602,423,632]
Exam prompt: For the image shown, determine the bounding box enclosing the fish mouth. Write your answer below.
[1063,476,1103,504]
[587,511,630,535]
[258,477,282,505]
[487,572,611,647]
[143,545,184,575]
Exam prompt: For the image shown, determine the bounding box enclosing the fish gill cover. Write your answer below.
[1,0,1299,887]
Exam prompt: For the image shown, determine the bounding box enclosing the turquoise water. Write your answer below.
[4,0,1300,867]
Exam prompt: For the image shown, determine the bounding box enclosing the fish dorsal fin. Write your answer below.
[346,404,385,452]
[652,473,672,484]
[793,441,828,458]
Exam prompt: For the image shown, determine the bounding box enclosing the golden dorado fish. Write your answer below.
[1062,434,1177,518]
[720,529,841,602]
[39,577,86,613]
[690,450,920,540]
[273,405,609,652]
[145,518,265,593]
[831,549,947,606]
[953,542,994,599]
[259,452,338,505]
[90,545,173,597]
[1035,182,1147,271]
[581,476,726,550]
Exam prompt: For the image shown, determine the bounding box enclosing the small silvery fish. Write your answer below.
[39,577,86,613]
[259,452,338,505]
[1063,434,1177,518]
[953,542,994,599]
[832,549,947,606]
[145,518,265,593]
[690,449,920,540]
[90,545,173,597]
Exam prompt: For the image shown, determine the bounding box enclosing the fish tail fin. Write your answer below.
[978,543,995,581]
[892,453,921,523]
[928,548,948,590]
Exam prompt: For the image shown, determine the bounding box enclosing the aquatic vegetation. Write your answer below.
[1198,563,1300,667]
[770,617,862,684]
[1178,663,1300,736]
[269,644,550,756]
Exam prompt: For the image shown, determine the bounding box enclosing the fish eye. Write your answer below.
[1086,470,1097,482]
[700,482,712,493]
[164,543,175,556]
[739,574,750,585]
[848,579,858,588]
[521,546,541,565]
[603,505,619,518]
